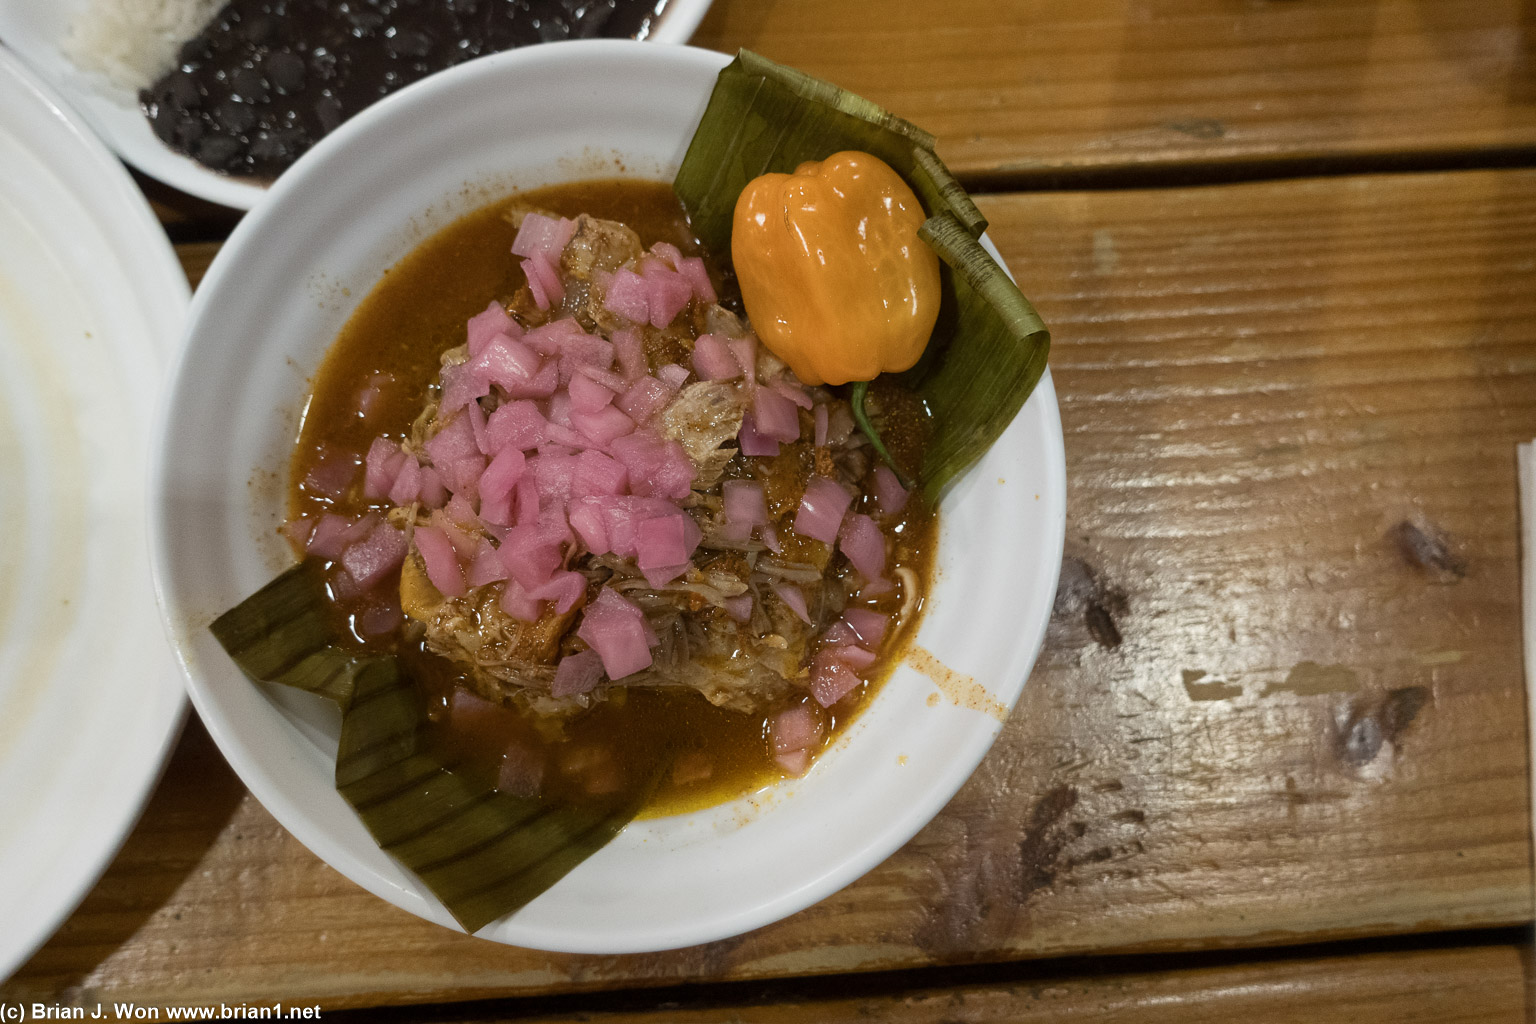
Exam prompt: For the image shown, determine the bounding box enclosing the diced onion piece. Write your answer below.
[510,212,576,261]
[550,649,605,698]
[722,594,754,622]
[479,446,527,505]
[771,377,813,410]
[568,371,617,413]
[872,464,909,516]
[576,363,628,393]
[412,525,465,597]
[770,703,824,754]
[465,395,490,455]
[602,267,650,324]
[859,576,894,598]
[466,537,509,587]
[498,744,546,798]
[838,513,886,579]
[497,520,565,591]
[728,336,757,385]
[650,241,684,270]
[841,607,889,648]
[281,516,314,549]
[752,386,801,442]
[813,404,829,447]
[737,411,779,457]
[485,399,547,452]
[794,476,854,544]
[388,457,423,505]
[466,300,515,358]
[678,256,716,303]
[824,644,878,670]
[636,513,702,570]
[775,748,811,776]
[639,259,693,328]
[611,328,647,382]
[355,598,402,636]
[570,404,635,447]
[617,377,674,425]
[691,334,740,380]
[722,479,768,540]
[609,432,694,501]
[418,467,449,509]
[641,561,691,588]
[439,360,486,415]
[431,510,477,559]
[440,455,487,498]
[571,449,629,498]
[774,583,812,625]
[302,445,357,499]
[820,619,860,647]
[577,588,657,680]
[522,258,552,310]
[809,652,862,707]
[499,577,542,622]
[531,570,586,614]
[337,519,401,591]
[363,437,407,500]
[470,333,544,395]
[448,686,501,733]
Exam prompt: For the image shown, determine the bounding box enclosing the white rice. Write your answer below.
[61,0,224,91]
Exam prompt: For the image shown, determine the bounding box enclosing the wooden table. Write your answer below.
[6,0,1535,1019]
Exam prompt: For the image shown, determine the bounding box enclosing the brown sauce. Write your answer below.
[290,179,936,817]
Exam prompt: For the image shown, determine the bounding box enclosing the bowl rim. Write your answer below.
[149,38,1067,951]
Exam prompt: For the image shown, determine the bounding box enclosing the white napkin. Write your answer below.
[1520,443,1536,849]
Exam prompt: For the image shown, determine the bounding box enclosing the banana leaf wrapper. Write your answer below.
[674,50,1050,502]
[209,561,645,934]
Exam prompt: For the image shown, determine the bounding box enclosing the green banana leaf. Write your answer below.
[209,562,644,934]
[674,50,1050,502]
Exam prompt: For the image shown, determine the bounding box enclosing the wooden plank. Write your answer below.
[5,167,1533,1009]
[363,942,1535,1023]
[691,0,1536,181]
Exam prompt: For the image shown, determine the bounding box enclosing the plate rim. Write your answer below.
[0,43,189,982]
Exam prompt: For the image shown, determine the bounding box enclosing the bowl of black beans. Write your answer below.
[0,0,715,210]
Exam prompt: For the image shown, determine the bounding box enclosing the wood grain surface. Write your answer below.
[144,0,1536,233]
[6,167,1532,1010]
[337,941,1535,1023]
[691,0,1536,182]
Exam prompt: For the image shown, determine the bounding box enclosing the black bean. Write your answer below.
[315,93,344,133]
[230,66,269,103]
[215,98,257,133]
[195,133,243,168]
[166,70,202,107]
[266,50,307,93]
[174,114,205,147]
[242,14,276,44]
[384,28,432,57]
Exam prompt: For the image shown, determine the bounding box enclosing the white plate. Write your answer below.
[0,0,716,211]
[151,41,1066,953]
[0,46,187,981]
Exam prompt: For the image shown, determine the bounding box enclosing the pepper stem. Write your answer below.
[850,380,915,490]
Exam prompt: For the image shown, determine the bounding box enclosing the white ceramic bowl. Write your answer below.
[0,0,716,210]
[0,45,187,981]
[150,40,1066,952]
